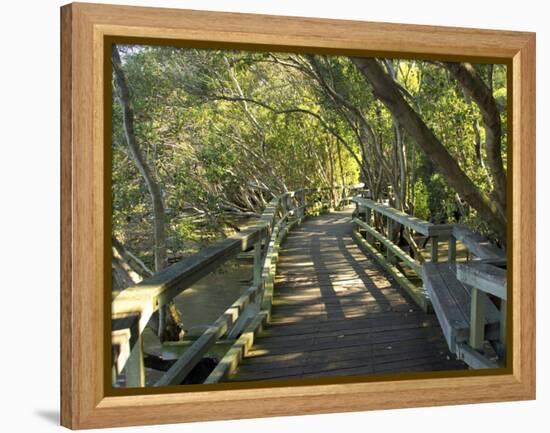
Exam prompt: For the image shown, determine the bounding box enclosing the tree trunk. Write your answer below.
[336,139,347,202]
[444,62,507,216]
[327,140,336,207]
[351,57,506,242]
[112,258,139,292]
[112,236,153,278]
[112,45,182,340]
[112,238,144,287]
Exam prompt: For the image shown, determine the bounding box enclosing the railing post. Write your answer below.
[112,364,118,386]
[357,205,367,240]
[448,235,456,262]
[125,333,145,387]
[157,305,165,340]
[364,207,372,243]
[386,217,395,263]
[469,287,486,351]
[286,194,293,219]
[253,239,262,287]
[341,186,347,207]
[365,207,371,225]
[431,236,439,262]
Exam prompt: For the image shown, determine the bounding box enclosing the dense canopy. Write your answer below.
[111,44,507,295]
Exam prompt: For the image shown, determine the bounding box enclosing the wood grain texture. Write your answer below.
[60,4,73,427]
[511,32,536,396]
[60,2,536,429]
[423,262,500,351]
[226,211,465,383]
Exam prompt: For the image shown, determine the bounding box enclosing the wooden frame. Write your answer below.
[61,2,536,429]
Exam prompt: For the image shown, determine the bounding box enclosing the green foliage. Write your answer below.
[112,45,507,263]
[413,180,429,221]
[425,173,455,224]
[175,219,199,241]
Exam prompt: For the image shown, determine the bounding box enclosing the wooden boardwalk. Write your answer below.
[227,210,466,382]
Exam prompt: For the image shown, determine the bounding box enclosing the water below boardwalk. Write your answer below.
[142,258,253,357]
[176,260,253,334]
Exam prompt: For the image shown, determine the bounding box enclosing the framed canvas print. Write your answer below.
[60,2,536,429]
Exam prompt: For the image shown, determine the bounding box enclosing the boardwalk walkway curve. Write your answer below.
[111,187,507,387]
[227,210,464,382]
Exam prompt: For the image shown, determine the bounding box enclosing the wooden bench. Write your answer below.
[351,199,506,369]
[422,262,501,353]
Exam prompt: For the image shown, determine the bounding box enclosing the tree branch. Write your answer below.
[444,62,507,215]
[351,57,506,242]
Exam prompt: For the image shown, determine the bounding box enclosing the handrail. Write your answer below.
[351,196,505,266]
[456,262,506,300]
[112,185,358,387]
[154,282,262,386]
[111,224,269,382]
[456,260,507,364]
[452,224,505,260]
[350,196,452,310]
[353,218,422,274]
[351,197,452,237]
[351,196,507,368]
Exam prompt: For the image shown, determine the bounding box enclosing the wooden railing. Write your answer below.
[455,260,507,368]
[450,222,507,368]
[351,196,507,368]
[112,186,359,387]
[351,196,452,311]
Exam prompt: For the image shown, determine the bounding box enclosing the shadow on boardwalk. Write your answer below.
[228,209,466,382]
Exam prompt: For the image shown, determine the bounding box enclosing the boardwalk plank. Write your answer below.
[239,337,450,370]
[225,210,466,382]
[261,312,432,338]
[247,326,449,356]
